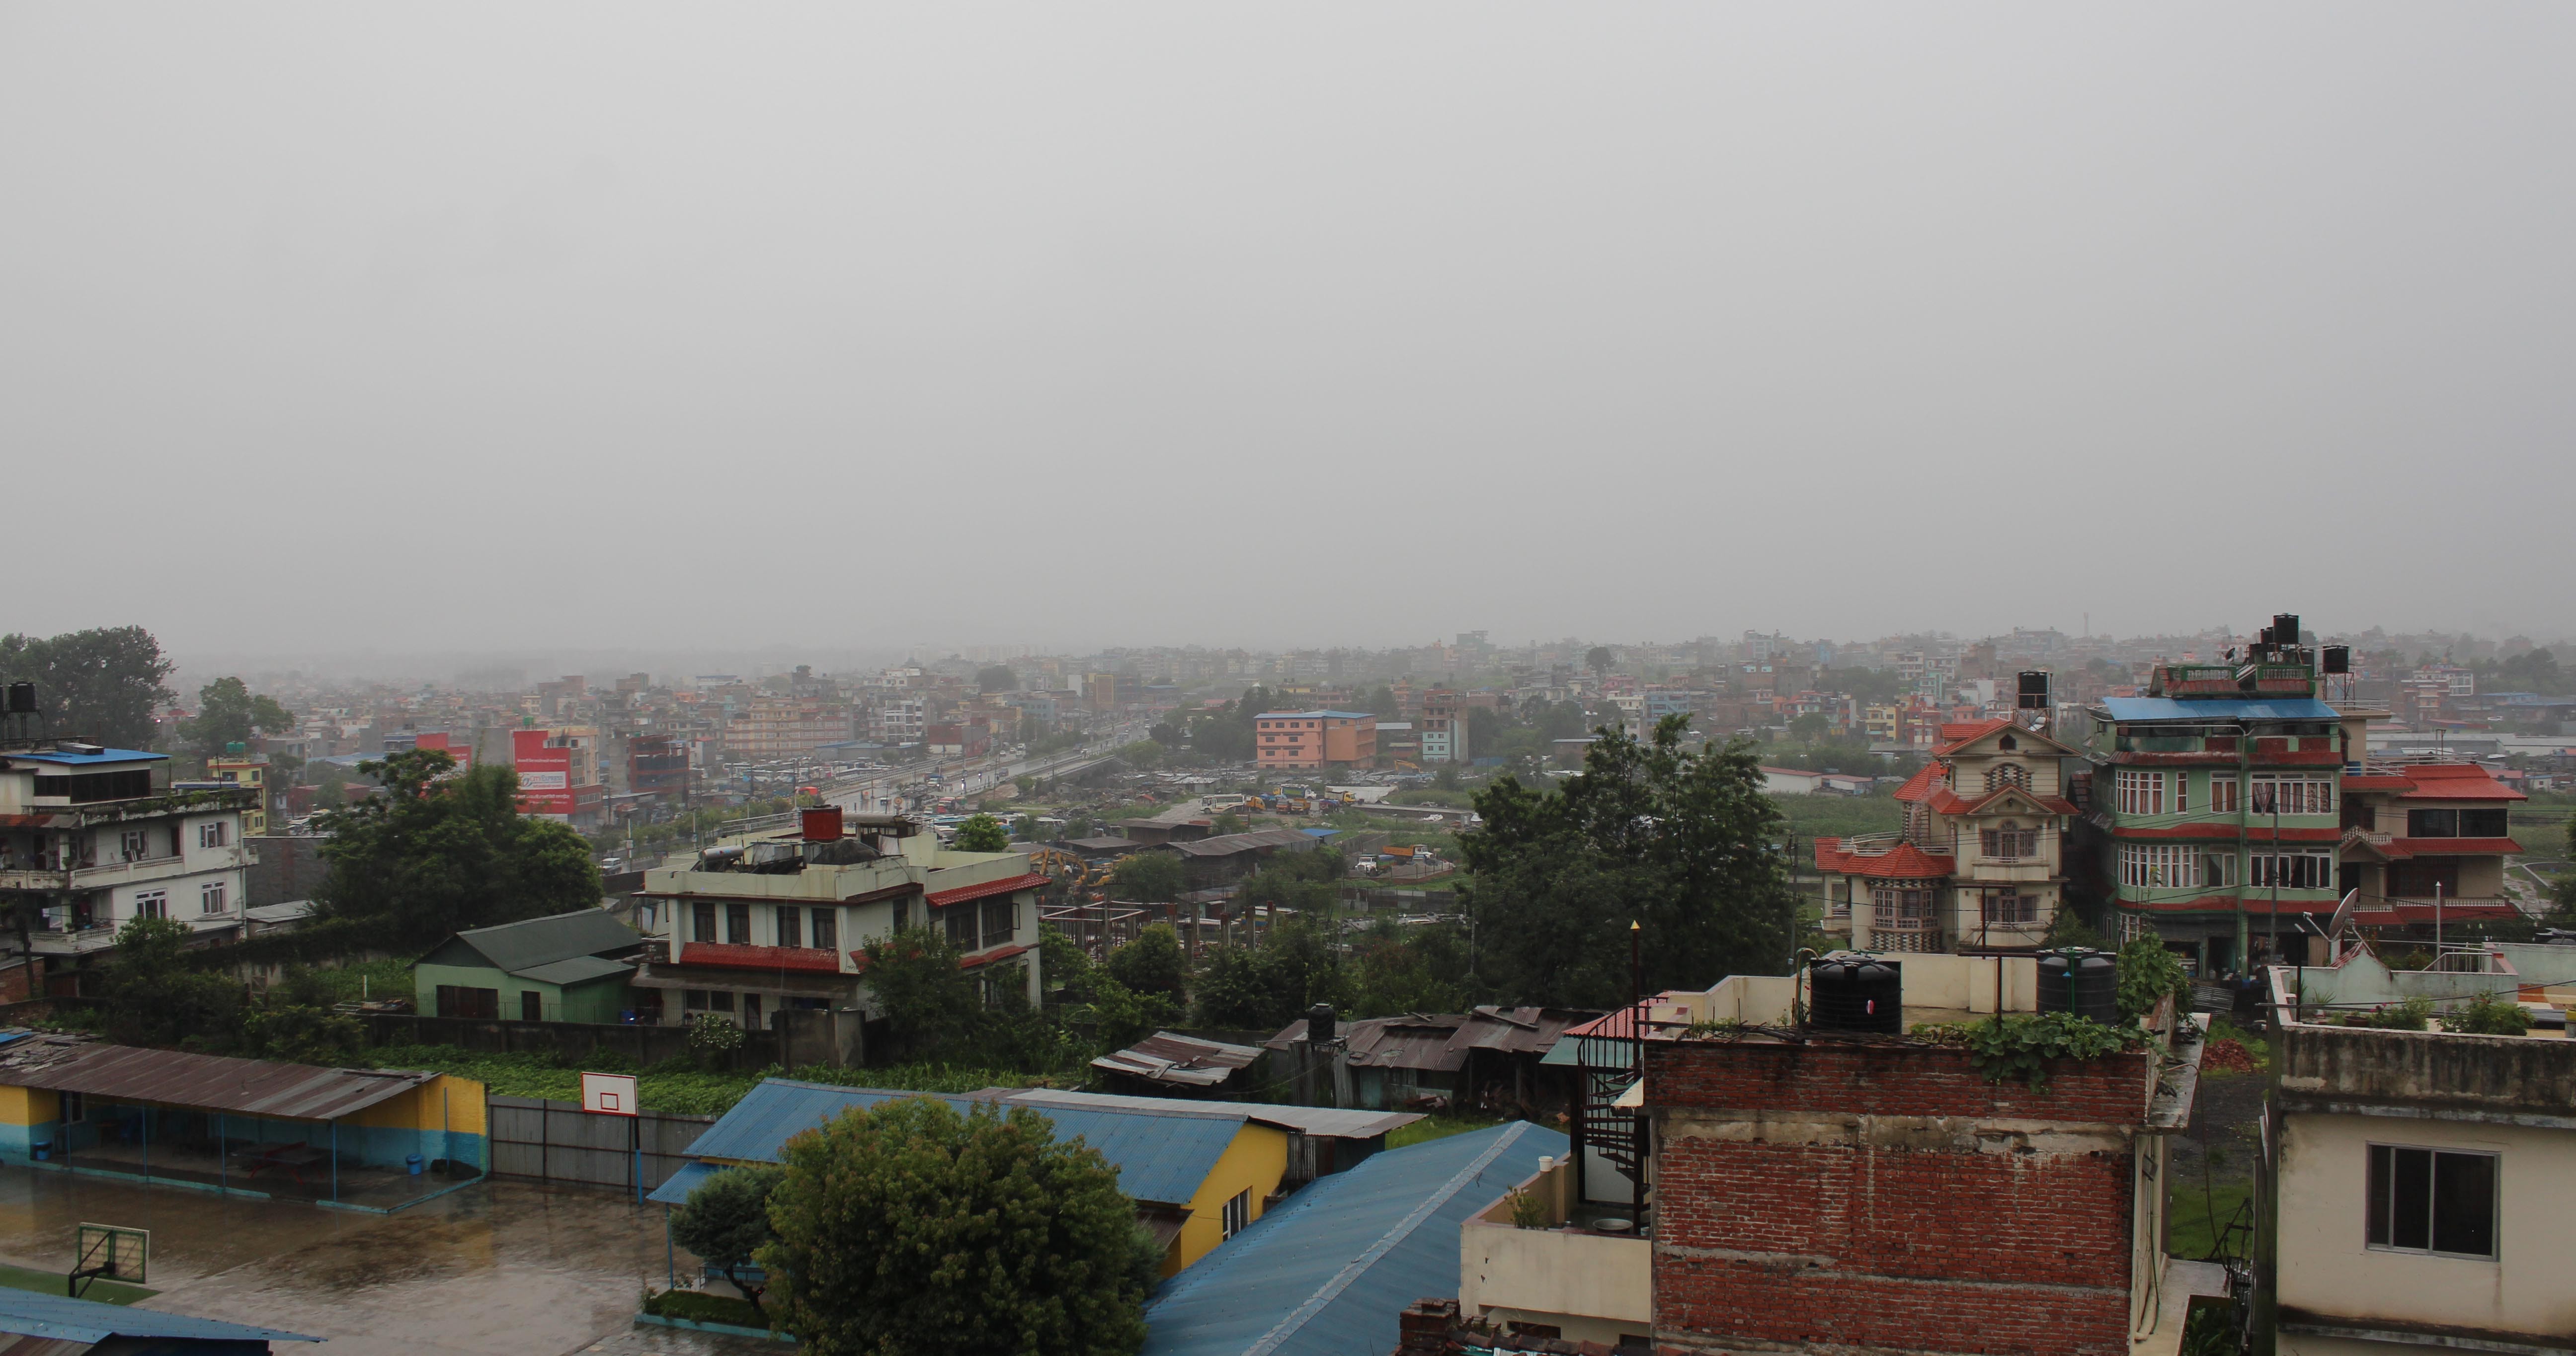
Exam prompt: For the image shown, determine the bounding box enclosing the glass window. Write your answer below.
[811,908,837,953]
[200,883,226,914]
[776,905,802,949]
[2368,1145,2496,1259]
[726,903,752,945]
[692,902,717,943]
[133,890,167,920]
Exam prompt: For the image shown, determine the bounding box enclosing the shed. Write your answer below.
[0,1287,317,1353]
[1264,1006,1598,1113]
[414,909,643,1023]
[1140,1121,1565,1356]
[1089,1031,1265,1096]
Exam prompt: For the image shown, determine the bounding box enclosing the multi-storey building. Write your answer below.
[633,810,1045,1027]
[1418,689,1468,764]
[2334,760,2526,933]
[627,734,690,801]
[0,740,256,977]
[724,695,856,761]
[511,726,606,827]
[2073,613,2352,974]
[1253,711,1377,770]
[1814,717,2081,953]
[204,755,270,835]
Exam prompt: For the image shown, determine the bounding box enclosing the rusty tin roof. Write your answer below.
[0,1035,439,1121]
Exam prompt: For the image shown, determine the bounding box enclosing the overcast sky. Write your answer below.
[5,3,2571,667]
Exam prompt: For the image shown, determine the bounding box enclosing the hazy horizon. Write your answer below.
[7,4,2571,660]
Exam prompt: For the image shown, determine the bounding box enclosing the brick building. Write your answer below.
[1254,710,1377,770]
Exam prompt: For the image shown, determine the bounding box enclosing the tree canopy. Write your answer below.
[976,665,1020,693]
[760,1098,1157,1356]
[1459,717,1800,1007]
[311,749,603,952]
[0,626,174,749]
[951,813,1010,852]
[674,1166,784,1310]
[1104,923,1187,1004]
[182,677,295,759]
[1107,852,1184,904]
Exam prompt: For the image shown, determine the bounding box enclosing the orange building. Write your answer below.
[1253,710,1377,769]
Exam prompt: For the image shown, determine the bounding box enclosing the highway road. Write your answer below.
[820,721,1150,815]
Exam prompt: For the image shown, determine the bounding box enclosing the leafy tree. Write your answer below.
[0,626,175,749]
[1077,976,1181,1053]
[1346,918,1473,1017]
[673,1165,784,1310]
[1189,918,1346,1030]
[1466,705,1503,756]
[1108,852,1184,904]
[242,1003,366,1064]
[1104,923,1187,1004]
[859,927,986,1060]
[977,665,1020,693]
[1209,811,1248,836]
[311,749,602,952]
[760,1098,1156,1356]
[101,917,245,1048]
[182,677,295,760]
[1364,685,1399,718]
[1786,712,1833,742]
[1585,646,1614,676]
[1460,717,1799,1007]
[1115,740,1164,770]
[952,813,1010,852]
[1147,721,1182,749]
[1012,814,1044,841]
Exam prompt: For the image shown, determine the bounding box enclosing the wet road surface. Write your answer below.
[0,1172,778,1354]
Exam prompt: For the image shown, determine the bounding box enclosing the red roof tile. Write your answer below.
[678,943,844,973]
[1892,765,1942,804]
[2390,764,2526,801]
[1814,837,1954,880]
[925,872,1051,907]
[2372,837,2524,859]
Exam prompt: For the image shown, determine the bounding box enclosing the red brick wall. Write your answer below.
[1649,1040,2145,1356]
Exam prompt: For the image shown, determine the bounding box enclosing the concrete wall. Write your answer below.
[1460,1159,1652,1346]
[1166,1121,1289,1275]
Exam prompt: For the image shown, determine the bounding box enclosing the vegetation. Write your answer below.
[2352,997,2434,1030]
[1386,1112,1504,1150]
[672,1165,784,1311]
[759,1098,1158,1356]
[0,625,174,749]
[1766,791,1904,842]
[2115,936,2192,1023]
[859,927,1070,1072]
[976,665,1019,693]
[1104,924,1187,1004]
[1936,1012,2148,1089]
[1107,852,1184,904]
[1461,718,1801,1008]
[2449,991,2532,1036]
[361,1044,1064,1115]
[99,918,247,1050]
[951,813,1011,852]
[1191,918,1342,1029]
[180,677,294,761]
[311,748,602,953]
[642,1288,768,1330]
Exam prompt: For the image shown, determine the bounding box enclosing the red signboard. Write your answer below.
[512,729,576,816]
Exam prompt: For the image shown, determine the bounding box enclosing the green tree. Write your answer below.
[977,665,1020,694]
[1346,918,1472,1017]
[311,749,602,952]
[101,917,245,1048]
[1188,918,1347,1030]
[952,813,1010,852]
[674,1165,784,1310]
[760,1098,1156,1356]
[0,626,175,749]
[1115,740,1164,770]
[1364,685,1399,718]
[1585,646,1614,676]
[182,677,295,760]
[1460,717,1800,1007]
[858,927,986,1060]
[242,1003,366,1064]
[1104,923,1187,1004]
[1209,811,1248,836]
[1107,852,1184,904]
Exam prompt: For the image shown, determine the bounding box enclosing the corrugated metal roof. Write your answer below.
[1165,830,1319,858]
[1140,1122,1565,1356]
[0,1289,317,1344]
[678,1079,1246,1208]
[2099,697,2341,722]
[0,748,160,766]
[0,1036,438,1120]
[438,909,640,975]
[1089,1032,1262,1088]
[1263,1007,1597,1073]
[1005,1090,1420,1141]
[511,954,637,986]
[646,1159,722,1205]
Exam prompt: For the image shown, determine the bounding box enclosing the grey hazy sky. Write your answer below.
[5,4,2571,662]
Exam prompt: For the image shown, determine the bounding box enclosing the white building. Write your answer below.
[0,742,256,972]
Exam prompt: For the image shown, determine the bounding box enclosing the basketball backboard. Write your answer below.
[581,1071,639,1116]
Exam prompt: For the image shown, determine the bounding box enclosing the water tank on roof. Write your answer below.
[1808,957,1902,1034]
[2037,950,2120,1024]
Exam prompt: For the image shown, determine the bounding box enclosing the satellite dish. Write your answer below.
[2325,888,2360,944]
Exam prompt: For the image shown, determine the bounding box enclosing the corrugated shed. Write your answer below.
[646,1159,721,1206]
[1140,1122,1565,1356]
[0,1287,317,1344]
[0,1037,436,1120]
[1004,1090,1420,1142]
[1263,1007,1597,1073]
[1164,830,1318,858]
[676,1080,1246,1208]
[1089,1032,1262,1089]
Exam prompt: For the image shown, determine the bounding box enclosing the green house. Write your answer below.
[415,910,644,1024]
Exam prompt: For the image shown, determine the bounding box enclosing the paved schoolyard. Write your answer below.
[0,1171,779,1355]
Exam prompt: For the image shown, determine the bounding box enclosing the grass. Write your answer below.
[1768,793,1904,842]
[293,957,415,1005]
[0,1262,155,1305]
[362,1045,1077,1116]
[644,1288,771,1329]
[2204,1017,2271,1073]
[2167,1179,2254,1262]
[1386,1113,1506,1150]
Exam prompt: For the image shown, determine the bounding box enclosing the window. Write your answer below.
[2250,851,2335,889]
[2368,1145,2495,1258]
[1983,763,2030,793]
[2250,775,2334,816]
[1221,1189,1251,1240]
[436,985,500,1019]
[1871,887,1937,926]
[1981,826,2038,859]
[1983,893,2037,925]
[198,821,230,849]
[521,991,545,1022]
[2407,808,2509,839]
[981,897,1014,949]
[2117,771,2166,816]
[2120,844,2199,889]
[707,990,735,1013]
[200,882,226,915]
[118,829,150,860]
[776,905,803,949]
[683,989,710,1011]
[2202,852,2240,888]
[944,905,975,948]
[133,890,167,920]
[692,902,718,944]
[726,903,752,945]
[2209,777,2241,814]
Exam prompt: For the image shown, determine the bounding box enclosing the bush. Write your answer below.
[685,1014,745,1068]
[2115,937,2191,1024]
[1952,1012,2148,1089]
[2355,997,2434,1030]
[672,1165,784,1310]
[2449,991,2532,1036]
[242,1004,366,1064]
[644,1288,769,1329]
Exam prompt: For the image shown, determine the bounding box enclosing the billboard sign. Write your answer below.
[512,729,576,816]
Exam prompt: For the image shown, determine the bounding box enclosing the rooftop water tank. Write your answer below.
[1809,957,1903,1034]
[2037,949,2120,1024]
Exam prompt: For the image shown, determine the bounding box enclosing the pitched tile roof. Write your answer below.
[1814,838,1955,880]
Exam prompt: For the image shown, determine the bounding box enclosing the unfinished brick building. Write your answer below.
[1640,967,2207,1356]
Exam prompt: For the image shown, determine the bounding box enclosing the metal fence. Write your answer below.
[486,1097,714,1195]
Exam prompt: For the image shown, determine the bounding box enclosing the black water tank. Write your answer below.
[2016,671,2051,709]
[2037,950,2120,1023]
[1305,1002,1336,1045]
[1809,958,1902,1034]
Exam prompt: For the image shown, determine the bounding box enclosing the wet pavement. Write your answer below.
[0,1171,779,1354]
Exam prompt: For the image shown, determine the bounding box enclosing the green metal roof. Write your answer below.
[423,909,639,975]
[509,953,638,986]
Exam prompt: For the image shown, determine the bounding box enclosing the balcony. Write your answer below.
[1459,1157,1651,1346]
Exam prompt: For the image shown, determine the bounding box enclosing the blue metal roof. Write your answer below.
[4,747,161,766]
[1141,1121,1566,1356]
[0,1286,317,1343]
[677,1079,1248,1208]
[2100,697,2341,723]
[647,1159,722,1206]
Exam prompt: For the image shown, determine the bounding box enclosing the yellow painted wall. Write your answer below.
[0,1086,57,1127]
[344,1075,486,1134]
[1167,1122,1290,1275]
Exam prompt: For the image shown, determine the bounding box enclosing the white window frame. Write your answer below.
[2209,776,2241,814]
[2116,771,2166,816]
[133,889,167,921]
[1221,1189,1252,1240]
[201,882,228,915]
[2250,850,2335,889]
[2249,775,2334,816]
[2120,844,2199,889]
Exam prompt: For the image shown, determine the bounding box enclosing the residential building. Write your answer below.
[724,694,855,761]
[510,727,606,828]
[413,910,645,1023]
[2334,760,2526,934]
[0,740,256,973]
[1253,711,1377,770]
[633,810,1046,1027]
[1812,717,2081,953]
[626,733,689,801]
[2263,950,2576,1356]
[1419,688,1468,764]
[2072,614,2352,973]
[204,756,271,834]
